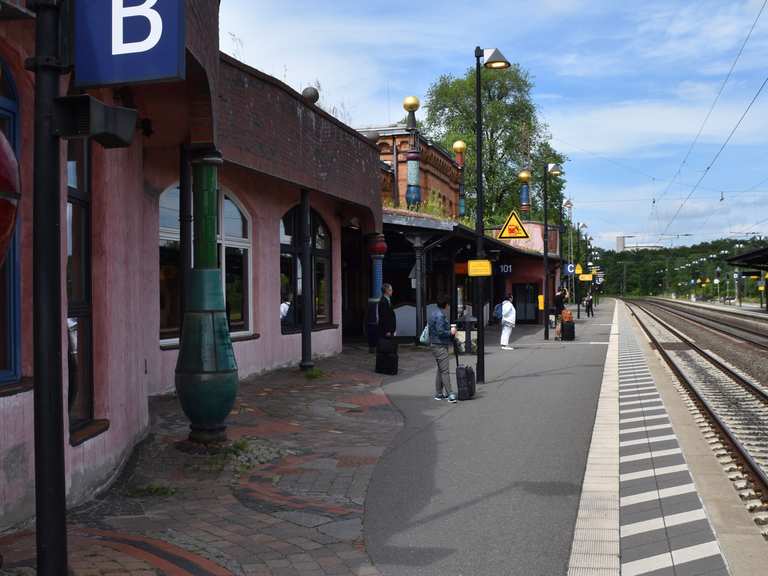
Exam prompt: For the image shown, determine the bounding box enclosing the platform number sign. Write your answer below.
[75,0,186,87]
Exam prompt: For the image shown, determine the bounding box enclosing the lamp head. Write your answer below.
[547,163,563,176]
[483,48,511,69]
[403,96,420,112]
[563,199,573,209]
[452,140,467,154]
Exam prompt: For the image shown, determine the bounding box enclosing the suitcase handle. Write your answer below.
[453,340,461,368]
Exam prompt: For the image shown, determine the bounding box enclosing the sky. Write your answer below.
[219,0,768,250]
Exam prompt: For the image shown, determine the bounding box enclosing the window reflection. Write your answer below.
[159,188,251,339]
[279,207,332,331]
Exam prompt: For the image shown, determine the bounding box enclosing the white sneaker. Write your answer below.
[501,346,514,351]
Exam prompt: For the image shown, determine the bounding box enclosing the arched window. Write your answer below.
[0,61,19,386]
[159,186,251,340]
[279,207,332,331]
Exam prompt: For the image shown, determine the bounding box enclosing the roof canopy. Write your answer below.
[726,245,768,270]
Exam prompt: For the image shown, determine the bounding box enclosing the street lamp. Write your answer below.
[474,45,510,383]
[577,222,588,317]
[543,162,563,340]
[564,199,574,302]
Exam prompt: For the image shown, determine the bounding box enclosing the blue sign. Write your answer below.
[564,262,575,276]
[75,0,185,87]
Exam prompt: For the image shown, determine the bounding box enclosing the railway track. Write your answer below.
[625,300,768,509]
[642,298,768,351]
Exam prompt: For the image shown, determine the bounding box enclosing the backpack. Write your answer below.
[493,302,503,320]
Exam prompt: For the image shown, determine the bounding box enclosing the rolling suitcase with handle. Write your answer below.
[453,342,475,400]
[561,320,575,341]
[375,338,399,375]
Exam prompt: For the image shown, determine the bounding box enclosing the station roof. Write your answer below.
[726,245,768,270]
[383,208,561,262]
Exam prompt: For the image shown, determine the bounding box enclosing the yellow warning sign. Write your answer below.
[497,210,529,239]
[575,264,583,275]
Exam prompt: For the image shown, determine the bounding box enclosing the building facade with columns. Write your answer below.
[0,1,383,530]
[363,112,561,337]
[360,124,463,218]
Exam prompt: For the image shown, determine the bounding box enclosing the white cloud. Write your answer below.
[544,95,768,157]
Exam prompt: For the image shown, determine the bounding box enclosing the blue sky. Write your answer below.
[220,0,768,249]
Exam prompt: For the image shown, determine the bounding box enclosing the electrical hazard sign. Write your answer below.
[498,210,529,239]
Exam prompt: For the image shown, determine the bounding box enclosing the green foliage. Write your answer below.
[303,367,325,380]
[422,65,566,227]
[126,483,177,498]
[597,238,765,298]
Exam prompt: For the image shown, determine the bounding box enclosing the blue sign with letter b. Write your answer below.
[75,0,185,87]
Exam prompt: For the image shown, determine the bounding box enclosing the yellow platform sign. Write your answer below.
[467,259,492,277]
[498,210,529,239]
[579,273,593,281]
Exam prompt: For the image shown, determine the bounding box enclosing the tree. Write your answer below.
[422,65,565,226]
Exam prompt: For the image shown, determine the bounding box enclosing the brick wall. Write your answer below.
[216,55,382,229]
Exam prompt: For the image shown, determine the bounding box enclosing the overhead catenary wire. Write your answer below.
[550,135,768,197]
[660,73,768,237]
[653,0,767,207]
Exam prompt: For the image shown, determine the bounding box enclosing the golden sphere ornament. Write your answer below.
[403,96,420,112]
[452,140,467,154]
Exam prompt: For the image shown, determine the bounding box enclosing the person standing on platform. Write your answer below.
[429,294,457,403]
[585,291,594,317]
[378,283,396,339]
[554,286,566,316]
[500,294,516,350]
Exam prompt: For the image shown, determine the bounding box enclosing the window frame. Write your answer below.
[66,138,95,432]
[0,61,20,386]
[279,206,333,333]
[217,193,252,336]
[158,185,253,344]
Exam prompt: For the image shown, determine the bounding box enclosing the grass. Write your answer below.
[303,367,326,380]
[126,483,177,498]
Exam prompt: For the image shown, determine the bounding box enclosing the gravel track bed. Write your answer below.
[643,301,768,387]
[652,300,768,341]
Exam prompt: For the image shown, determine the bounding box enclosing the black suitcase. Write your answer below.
[454,344,475,400]
[377,338,398,355]
[561,320,575,341]
[375,346,398,375]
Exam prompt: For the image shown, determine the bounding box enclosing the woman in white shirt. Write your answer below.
[500,294,516,350]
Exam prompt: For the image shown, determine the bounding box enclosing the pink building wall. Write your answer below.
[0,3,378,531]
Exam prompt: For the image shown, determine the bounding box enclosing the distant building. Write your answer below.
[617,236,662,252]
[358,124,461,218]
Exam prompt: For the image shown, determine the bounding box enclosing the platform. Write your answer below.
[567,301,768,576]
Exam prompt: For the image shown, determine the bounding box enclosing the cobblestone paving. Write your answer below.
[0,343,430,576]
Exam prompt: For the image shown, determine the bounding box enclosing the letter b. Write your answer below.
[112,0,163,56]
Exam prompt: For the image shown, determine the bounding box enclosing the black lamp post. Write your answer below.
[474,45,510,382]
[542,163,563,340]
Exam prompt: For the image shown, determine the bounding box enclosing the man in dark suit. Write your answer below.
[378,283,396,338]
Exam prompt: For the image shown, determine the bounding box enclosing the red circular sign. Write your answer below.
[0,131,20,265]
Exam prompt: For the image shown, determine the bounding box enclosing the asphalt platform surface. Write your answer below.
[365,300,615,576]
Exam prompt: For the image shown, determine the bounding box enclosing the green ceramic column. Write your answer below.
[175,151,238,444]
